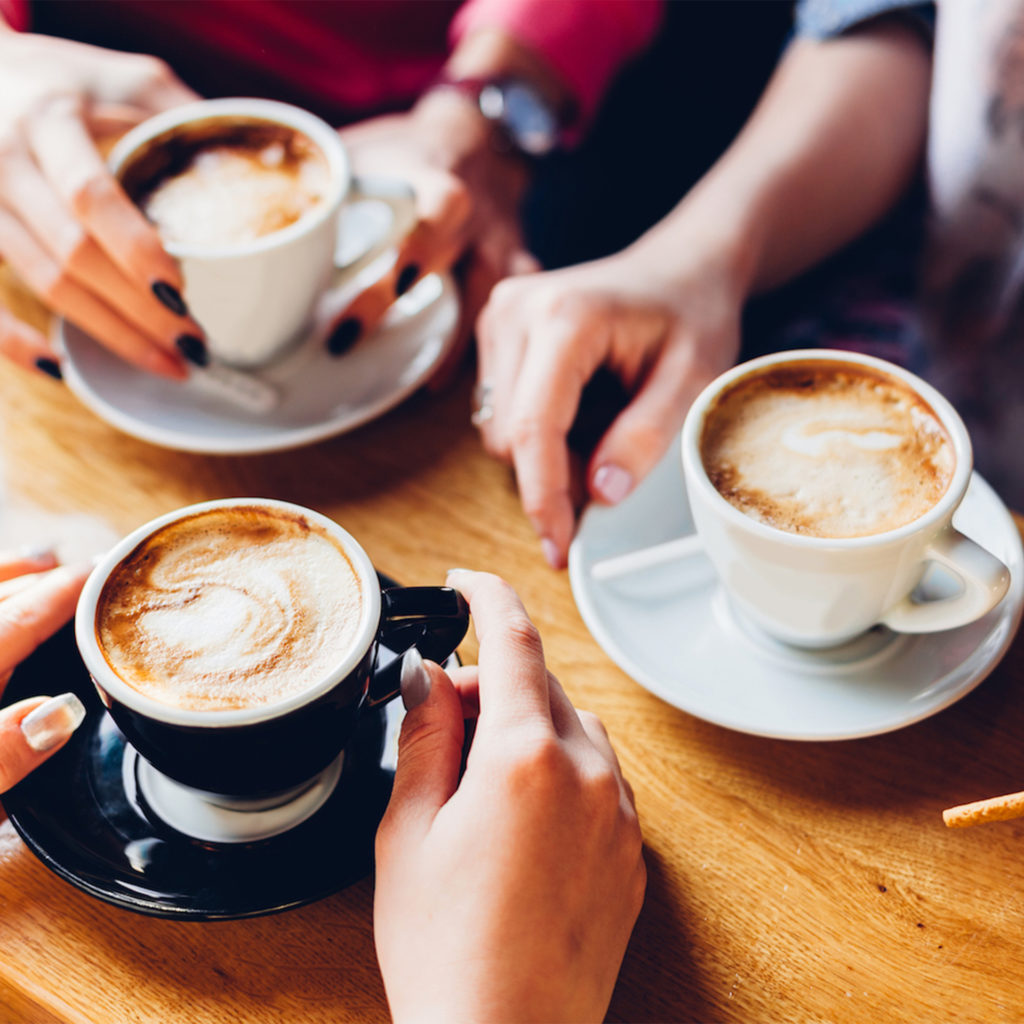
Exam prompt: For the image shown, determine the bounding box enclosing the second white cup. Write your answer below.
[680,349,1011,648]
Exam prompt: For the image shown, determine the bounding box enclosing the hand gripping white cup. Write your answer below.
[110,98,415,368]
[680,349,1011,648]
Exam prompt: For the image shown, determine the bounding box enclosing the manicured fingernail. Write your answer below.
[34,357,62,381]
[396,263,420,297]
[175,334,208,367]
[327,317,362,356]
[592,464,635,505]
[541,538,562,569]
[400,647,431,711]
[152,281,188,317]
[16,544,57,565]
[21,693,87,752]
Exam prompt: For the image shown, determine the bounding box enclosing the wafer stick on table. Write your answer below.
[943,790,1024,828]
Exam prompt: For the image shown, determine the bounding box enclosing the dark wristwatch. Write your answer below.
[433,75,570,157]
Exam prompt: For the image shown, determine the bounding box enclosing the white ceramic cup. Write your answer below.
[109,98,414,368]
[680,349,1011,648]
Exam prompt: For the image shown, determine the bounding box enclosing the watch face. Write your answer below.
[480,81,559,157]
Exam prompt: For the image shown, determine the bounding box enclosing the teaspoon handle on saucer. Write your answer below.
[189,362,281,413]
[590,533,705,581]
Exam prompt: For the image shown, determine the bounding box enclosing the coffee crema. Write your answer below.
[95,506,363,711]
[699,361,955,538]
[120,117,330,249]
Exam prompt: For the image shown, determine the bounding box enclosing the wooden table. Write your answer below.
[2,293,1024,1024]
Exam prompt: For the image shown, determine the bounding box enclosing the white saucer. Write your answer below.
[569,449,1024,741]
[57,270,458,455]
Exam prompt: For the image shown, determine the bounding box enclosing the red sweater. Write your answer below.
[1,0,662,127]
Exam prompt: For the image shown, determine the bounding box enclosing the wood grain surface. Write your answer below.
[1,276,1024,1023]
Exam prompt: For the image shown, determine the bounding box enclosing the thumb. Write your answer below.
[384,650,465,836]
[0,694,86,794]
[131,71,201,116]
[85,102,152,138]
[507,248,541,278]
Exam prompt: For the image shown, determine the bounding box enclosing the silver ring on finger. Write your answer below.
[471,379,495,427]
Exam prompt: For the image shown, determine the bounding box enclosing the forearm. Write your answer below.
[630,19,932,298]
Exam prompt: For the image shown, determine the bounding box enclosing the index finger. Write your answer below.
[444,570,553,734]
[508,315,607,566]
[0,563,91,678]
[27,95,184,294]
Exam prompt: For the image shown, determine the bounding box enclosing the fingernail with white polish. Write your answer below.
[17,544,57,565]
[446,568,471,577]
[400,647,431,711]
[592,464,635,505]
[21,693,87,752]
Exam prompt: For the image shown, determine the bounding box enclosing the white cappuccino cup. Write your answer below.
[110,98,413,369]
[680,349,1011,648]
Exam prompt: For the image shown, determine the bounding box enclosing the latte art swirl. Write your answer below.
[96,507,364,711]
[120,118,331,250]
[700,362,956,538]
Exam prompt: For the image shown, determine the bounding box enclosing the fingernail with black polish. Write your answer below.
[396,263,420,297]
[175,334,208,367]
[327,317,362,357]
[35,357,63,381]
[152,281,189,317]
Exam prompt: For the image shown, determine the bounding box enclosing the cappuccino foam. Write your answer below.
[127,120,330,249]
[700,361,955,538]
[96,507,363,711]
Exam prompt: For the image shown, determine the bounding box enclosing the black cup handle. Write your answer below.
[366,587,470,707]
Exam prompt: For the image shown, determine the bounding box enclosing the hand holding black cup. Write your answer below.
[75,499,468,799]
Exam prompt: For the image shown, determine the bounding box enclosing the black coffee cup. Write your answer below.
[75,499,468,798]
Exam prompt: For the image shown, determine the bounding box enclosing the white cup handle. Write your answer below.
[333,175,417,281]
[880,527,1011,633]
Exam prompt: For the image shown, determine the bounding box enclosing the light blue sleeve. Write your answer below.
[794,0,934,40]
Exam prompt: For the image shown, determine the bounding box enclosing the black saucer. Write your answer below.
[0,575,414,921]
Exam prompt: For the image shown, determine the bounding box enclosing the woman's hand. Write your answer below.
[330,86,537,376]
[374,570,645,1024]
[470,18,934,570]
[0,549,91,795]
[0,31,204,380]
[474,245,744,567]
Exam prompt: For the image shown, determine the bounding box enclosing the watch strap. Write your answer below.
[431,73,573,156]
